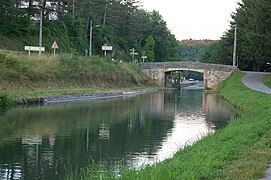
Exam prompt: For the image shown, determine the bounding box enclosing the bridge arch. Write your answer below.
[164,68,204,87]
[140,62,237,89]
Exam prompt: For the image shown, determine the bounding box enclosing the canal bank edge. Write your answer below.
[14,89,165,106]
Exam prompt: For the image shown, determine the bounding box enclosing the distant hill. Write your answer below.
[178,39,216,61]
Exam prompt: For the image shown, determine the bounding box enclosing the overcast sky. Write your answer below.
[141,0,240,40]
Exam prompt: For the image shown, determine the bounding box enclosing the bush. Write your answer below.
[0,92,12,107]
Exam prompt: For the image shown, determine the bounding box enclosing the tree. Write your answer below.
[143,11,178,61]
[233,0,271,71]
[141,35,155,62]
[202,0,271,71]
[0,0,32,35]
[0,0,178,61]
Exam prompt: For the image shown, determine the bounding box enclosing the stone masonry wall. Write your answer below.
[140,62,236,89]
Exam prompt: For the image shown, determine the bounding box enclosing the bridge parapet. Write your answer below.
[140,62,237,72]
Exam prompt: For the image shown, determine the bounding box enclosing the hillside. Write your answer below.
[178,39,216,61]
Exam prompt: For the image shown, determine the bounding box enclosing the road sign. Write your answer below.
[24,46,45,56]
[51,41,59,55]
[24,46,45,51]
[102,46,113,51]
[102,45,113,58]
[51,41,59,49]
[141,56,147,63]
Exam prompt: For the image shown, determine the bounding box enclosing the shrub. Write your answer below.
[0,92,12,107]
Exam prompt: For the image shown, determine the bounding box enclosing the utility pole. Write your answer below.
[89,19,93,57]
[103,0,108,27]
[232,25,237,67]
[89,20,100,57]
[39,2,43,57]
[73,0,75,15]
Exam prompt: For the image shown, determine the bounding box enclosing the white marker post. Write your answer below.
[51,41,59,55]
[141,56,147,63]
[130,48,138,62]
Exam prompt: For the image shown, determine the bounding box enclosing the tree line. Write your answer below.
[0,0,178,62]
[201,0,271,71]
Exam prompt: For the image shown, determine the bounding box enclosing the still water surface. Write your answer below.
[0,90,236,179]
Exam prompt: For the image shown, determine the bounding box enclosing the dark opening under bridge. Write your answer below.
[140,61,237,89]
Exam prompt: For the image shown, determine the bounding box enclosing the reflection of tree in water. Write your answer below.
[202,93,237,129]
[164,89,237,130]
[0,92,174,179]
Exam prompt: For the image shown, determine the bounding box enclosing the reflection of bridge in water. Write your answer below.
[140,62,237,89]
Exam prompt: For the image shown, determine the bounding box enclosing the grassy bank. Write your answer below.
[67,72,271,179]
[263,74,271,88]
[0,53,154,105]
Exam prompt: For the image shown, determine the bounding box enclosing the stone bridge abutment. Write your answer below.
[140,62,237,89]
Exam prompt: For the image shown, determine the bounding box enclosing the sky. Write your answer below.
[141,0,240,40]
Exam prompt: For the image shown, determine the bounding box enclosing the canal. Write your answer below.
[0,89,237,179]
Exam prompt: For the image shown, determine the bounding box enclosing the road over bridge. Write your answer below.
[140,61,237,89]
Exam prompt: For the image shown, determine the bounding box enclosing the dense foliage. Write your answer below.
[202,0,271,71]
[0,0,178,62]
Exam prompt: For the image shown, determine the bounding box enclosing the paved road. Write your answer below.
[242,71,271,94]
[266,165,271,180]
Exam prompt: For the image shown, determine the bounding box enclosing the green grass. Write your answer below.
[263,74,271,88]
[66,72,271,179]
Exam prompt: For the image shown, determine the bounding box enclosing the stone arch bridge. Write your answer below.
[140,62,237,89]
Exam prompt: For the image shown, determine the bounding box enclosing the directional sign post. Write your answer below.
[141,56,147,63]
[130,48,138,62]
[51,41,59,55]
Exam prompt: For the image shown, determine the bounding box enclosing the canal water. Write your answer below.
[0,90,237,179]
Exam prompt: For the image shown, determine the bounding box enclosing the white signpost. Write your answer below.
[141,56,147,63]
[102,45,113,58]
[51,41,59,55]
[24,46,45,56]
[130,48,138,61]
